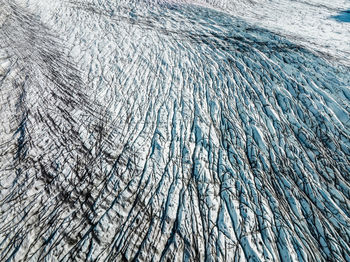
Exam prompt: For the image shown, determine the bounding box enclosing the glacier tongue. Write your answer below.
[1,0,350,261]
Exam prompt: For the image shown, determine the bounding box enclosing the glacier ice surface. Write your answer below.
[0,0,350,261]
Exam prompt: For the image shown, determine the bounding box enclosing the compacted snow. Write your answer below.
[0,0,350,261]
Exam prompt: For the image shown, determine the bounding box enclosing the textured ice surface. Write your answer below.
[1,0,350,261]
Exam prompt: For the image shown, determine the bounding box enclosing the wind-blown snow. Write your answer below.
[0,0,350,261]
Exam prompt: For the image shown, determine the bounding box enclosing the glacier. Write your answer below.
[0,0,350,261]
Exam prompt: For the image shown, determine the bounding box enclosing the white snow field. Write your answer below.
[0,0,350,261]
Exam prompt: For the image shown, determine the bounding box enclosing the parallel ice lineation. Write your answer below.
[0,0,350,261]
